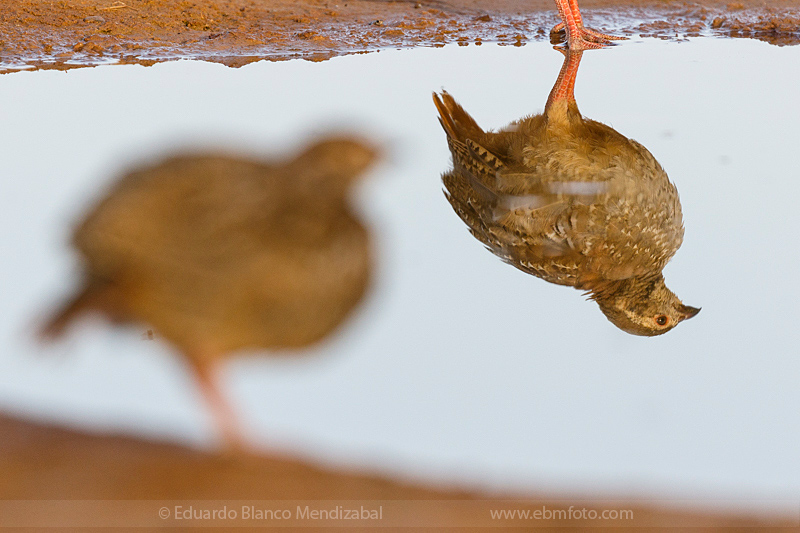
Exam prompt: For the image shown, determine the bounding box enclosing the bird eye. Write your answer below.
[655,315,669,326]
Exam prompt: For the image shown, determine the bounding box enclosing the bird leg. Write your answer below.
[551,0,625,50]
[187,356,250,453]
[545,49,583,112]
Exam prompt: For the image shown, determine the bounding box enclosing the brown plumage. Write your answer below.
[41,136,378,447]
[434,50,699,336]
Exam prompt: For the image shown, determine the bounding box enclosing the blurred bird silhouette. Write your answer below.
[41,136,378,449]
[434,50,699,336]
[549,0,625,49]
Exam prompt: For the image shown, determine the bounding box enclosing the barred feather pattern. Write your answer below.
[434,88,695,336]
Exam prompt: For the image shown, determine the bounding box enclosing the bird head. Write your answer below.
[290,136,380,192]
[594,275,700,336]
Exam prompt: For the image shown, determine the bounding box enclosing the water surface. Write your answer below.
[1,38,799,514]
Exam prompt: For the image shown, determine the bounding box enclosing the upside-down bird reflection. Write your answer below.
[434,50,699,336]
[41,136,378,449]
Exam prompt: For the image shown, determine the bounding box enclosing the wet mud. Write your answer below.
[1,0,798,73]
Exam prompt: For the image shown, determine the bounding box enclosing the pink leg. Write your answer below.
[546,49,584,111]
[566,0,625,41]
[551,0,625,49]
[188,356,250,453]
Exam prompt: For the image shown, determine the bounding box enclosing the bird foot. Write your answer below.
[550,22,626,49]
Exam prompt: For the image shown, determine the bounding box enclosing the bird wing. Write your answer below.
[74,156,322,277]
[71,155,371,350]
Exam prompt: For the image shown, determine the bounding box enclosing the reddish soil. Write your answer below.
[0,413,794,529]
[1,0,798,73]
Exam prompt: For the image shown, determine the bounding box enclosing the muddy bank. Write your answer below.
[1,0,798,73]
[0,412,792,528]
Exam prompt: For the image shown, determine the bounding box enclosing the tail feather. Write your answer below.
[39,280,118,341]
[436,90,504,252]
[432,91,485,142]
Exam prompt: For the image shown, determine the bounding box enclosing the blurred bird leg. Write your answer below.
[552,0,625,50]
[188,357,249,453]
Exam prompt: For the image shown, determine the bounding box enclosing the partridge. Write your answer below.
[434,50,699,336]
[41,136,378,447]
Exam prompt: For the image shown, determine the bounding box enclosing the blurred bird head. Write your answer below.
[594,276,700,336]
[290,136,380,192]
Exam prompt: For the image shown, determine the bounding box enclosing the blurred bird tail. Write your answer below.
[433,91,484,142]
[39,280,112,341]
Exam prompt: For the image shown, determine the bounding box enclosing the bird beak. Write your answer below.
[679,304,701,320]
